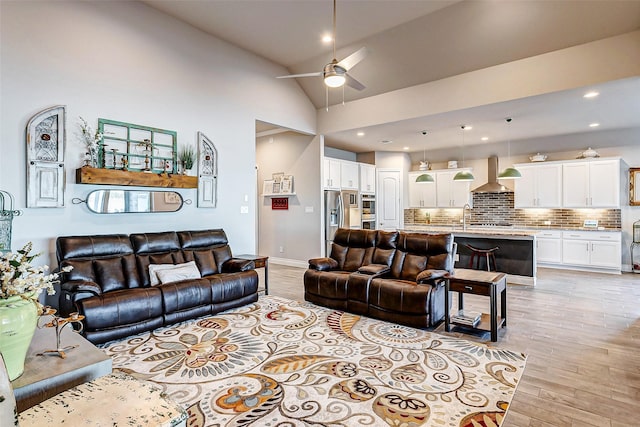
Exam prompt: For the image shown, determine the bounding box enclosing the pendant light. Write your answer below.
[415,131,434,184]
[498,117,522,179]
[453,125,475,181]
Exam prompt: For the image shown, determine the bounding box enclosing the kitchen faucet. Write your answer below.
[462,203,472,231]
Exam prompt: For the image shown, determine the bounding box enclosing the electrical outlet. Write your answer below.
[240,206,249,214]
[279,246,284,253]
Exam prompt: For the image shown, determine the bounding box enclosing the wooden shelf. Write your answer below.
[76,167,197,188]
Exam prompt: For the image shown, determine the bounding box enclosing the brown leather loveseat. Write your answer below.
[304,228,455,329]
[57,229,258,344]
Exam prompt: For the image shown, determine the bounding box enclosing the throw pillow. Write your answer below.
[148,261,198,286]
[156,262,201,285]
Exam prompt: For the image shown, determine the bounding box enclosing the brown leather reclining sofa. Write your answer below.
[56,229,258,344]
[304,228,455,329]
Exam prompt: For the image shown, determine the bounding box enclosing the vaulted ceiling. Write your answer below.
[143,0,640,154]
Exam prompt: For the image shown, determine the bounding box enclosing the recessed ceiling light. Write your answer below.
[481,137,489,141]
[403,146,409,150]
[356,131,365,137]
[589,123,600,127]
[381,140,393,145]
[584,91,599,98]
[462,125,472,130]
[322,34,333,43]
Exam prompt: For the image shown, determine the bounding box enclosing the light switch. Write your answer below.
[244,194,249,202]
[240,206,249,214]
[305,206,314,213]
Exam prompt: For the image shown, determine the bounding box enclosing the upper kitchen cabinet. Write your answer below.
[359,163,376,194]
[562,158,622,208]
[408,171,437,208]
[340,160,359,190]
[323,158,341,190]
[514,163,562,208]
[436,170,472,208]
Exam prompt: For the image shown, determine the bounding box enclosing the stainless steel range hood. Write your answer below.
[471,156,514,193]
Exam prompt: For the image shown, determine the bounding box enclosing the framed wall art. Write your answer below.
[26,105,66,208]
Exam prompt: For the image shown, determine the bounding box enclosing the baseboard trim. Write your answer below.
[269,257,308,269]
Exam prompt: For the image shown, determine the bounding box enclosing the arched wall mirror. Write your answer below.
[81,190,184,214]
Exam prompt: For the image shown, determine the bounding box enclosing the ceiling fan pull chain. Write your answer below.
[342,84,345,105]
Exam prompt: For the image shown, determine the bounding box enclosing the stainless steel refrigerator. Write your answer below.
[325,190,350,255]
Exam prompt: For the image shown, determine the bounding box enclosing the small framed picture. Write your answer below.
[263,180,277,195]
[281,175,293,194]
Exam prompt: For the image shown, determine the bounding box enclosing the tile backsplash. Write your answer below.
[404,192,622,229]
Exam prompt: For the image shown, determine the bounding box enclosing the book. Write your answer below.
[451,310,482,327]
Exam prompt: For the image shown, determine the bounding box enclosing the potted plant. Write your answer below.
[0,243,72,379]
[179,145,196,175]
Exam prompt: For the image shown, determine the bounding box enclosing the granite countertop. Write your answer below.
[403,224,622,237]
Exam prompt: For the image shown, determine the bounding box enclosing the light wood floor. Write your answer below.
[264,264,640,427]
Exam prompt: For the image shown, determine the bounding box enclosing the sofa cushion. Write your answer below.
[158,277,212,314]
[137,252,186,286]
[156,262,202,285]
[148,261,199,286]
[56,235,133,263]
[330,229,377,271]
[130,232,181,254]
[77,287,164,331]
[178,229,228,249]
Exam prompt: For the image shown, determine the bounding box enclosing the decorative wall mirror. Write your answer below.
[74,190,186,214]
[630,168,640,206]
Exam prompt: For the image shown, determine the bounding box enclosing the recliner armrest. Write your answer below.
[416,269,449,284]
[357,264,390,276]
[60,280,102,296]
[308,257,338,271]
[222,259,255,273]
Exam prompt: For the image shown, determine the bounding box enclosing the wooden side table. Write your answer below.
[12,325,112,411]
[235,254,269,295]
[444,268,507,342]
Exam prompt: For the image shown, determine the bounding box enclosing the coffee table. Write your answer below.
[444,268,507,342]
[12,324,112,411]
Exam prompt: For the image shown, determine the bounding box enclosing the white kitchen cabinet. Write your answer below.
[340,160,359,190]
[408,171,437,207]
[536,230,562,264]
[514,163,562,208]
[436,170,472,208]
[562,159,620,208]
[323,158,341,190]
[359,163,376,194]
[562,231,621,270]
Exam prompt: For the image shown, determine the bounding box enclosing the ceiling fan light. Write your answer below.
[453,170,475,181]
[415,173,434,184]
[324,73,345,88]
[498,167,522,179]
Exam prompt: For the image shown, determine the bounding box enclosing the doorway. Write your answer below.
[376,169,402,231]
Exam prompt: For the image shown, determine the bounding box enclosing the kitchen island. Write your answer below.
[403,226,538,286]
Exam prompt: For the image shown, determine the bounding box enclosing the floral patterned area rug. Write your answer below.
[101,296,526,427]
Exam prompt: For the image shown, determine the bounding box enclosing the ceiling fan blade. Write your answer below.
[345,74,365,91]
[276,72,323,79]
[336,47,368,71]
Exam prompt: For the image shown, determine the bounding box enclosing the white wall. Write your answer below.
[0,1,316,266]
[257,132,321,265]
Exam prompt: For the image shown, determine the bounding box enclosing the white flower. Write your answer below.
[0,242,72,313]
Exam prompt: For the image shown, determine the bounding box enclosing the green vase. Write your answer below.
[0,295,38,381]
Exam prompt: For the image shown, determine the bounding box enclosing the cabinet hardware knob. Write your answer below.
[465,285,473,290]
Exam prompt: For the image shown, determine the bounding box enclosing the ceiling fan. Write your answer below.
[277,0,367,91]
